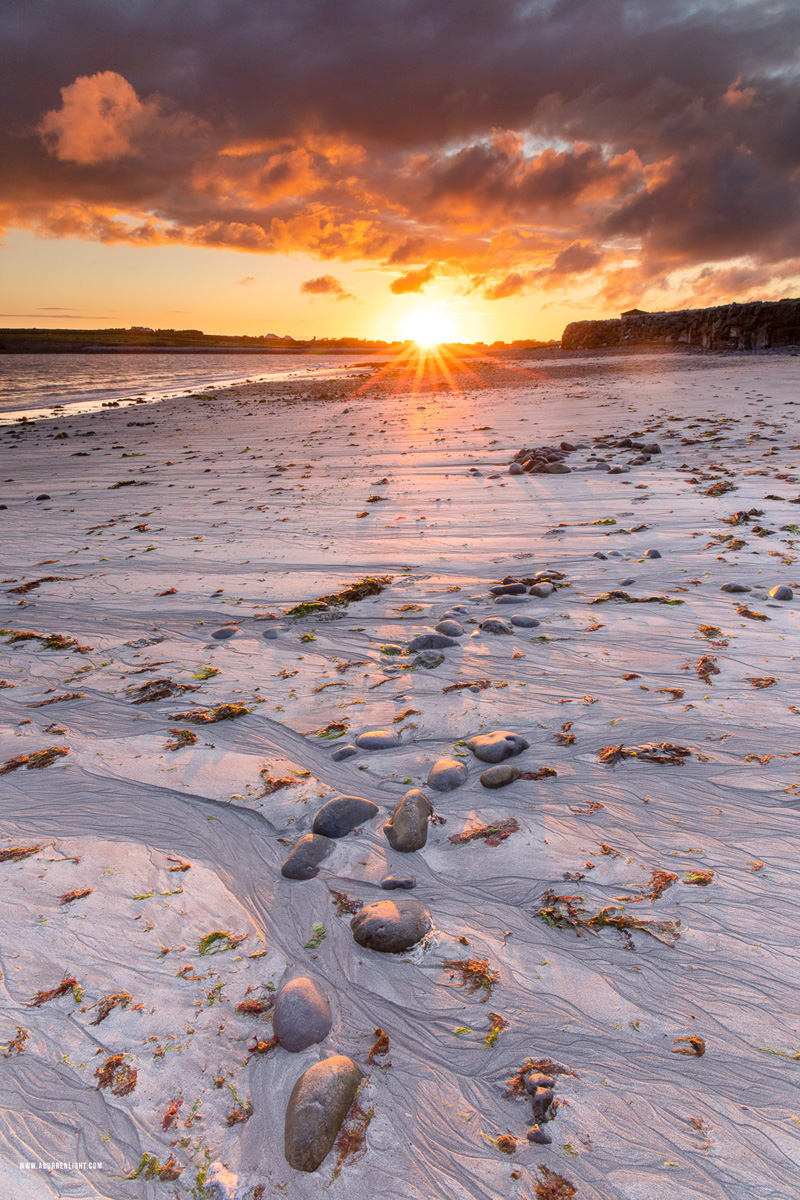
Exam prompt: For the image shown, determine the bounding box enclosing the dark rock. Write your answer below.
[274,977,332,1052]
[281,834,335,880]
[494,593,525,605]
[380,875,417,890]
[384,789,432,852]
[480,764,521,788]
[510,614,539,628]
[35,494,51,501]
[354,730,397,750]
[408,632,457,651]
[435,619,463,637]
[560,441,576,451]
[284,1056,362,1172]
[413,650,444,669]
[526,1125,552,1145]
[313,795,379,838]
[529,582,554,598]
[525,1073,555,1092]
[643,548,662,559]
[262,627,280,640]
[490,583,527,596]
[351,898,431,953]
[211,626,238,640]
[466,730,529,763]
[331,744,357,762]
[509,463,524,475]
[720,582,750,593]
[479,617,513,635]
[768,584,793,600]
[543,462,571,473]
[642,442,661,454]
[593,551,608,559]
[427,758,468,792]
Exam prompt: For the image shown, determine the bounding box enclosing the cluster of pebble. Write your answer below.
[508,435,661,476]
[277,727,534,1171]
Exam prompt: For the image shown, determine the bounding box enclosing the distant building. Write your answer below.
[129,325,153,331]
[620,309,648,318]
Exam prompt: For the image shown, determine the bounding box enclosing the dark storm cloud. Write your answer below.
[1,0,799,303]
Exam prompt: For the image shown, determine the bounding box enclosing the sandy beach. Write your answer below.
[1,350,799,1200]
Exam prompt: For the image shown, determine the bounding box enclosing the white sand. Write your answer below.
[1,351,799,1199]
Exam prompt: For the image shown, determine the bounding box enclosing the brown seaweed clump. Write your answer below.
[0,747,69,774]
[95,1053,138,1096]
[449,818,520,848]
[442,958,499,1002]
[536,890,680,948]
[169,704,250,724]
[597,742,691,766]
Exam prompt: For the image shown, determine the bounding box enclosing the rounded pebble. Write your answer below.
[354,730,398,750]
[331,744,357,762]
[721,582,750,593]
[274,977,332,1052]
[408,632,457,651]
[211,626,238,640]
[281,834,335,880]
[427,758,468,792]
[768,584,793,601]
[479,618,513,635]
[435,620,463,637]
[384,789,432,852]
[413,650,444,669]
[466,730,529,763]
[511,614,539,628]
[380,875,417,890]
[480,764,521,788]
[312,795,379,838]
[644,548,662,559]
[351,898,432,953]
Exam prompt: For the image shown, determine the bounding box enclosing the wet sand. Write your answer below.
[1,351,799,1200]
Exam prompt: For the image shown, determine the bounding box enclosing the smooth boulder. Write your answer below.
[331,744,357,762]
[281,834,335,880]
[427,758,468,792]
[511,614,539,628]
[211,626,238,640]
[285,1056,362,1172]
[354,730,397,750]
[480,618,513,635]
[435,619,464,637]
[384,789,431,852]
[480,764,522,788]
[413,650,444,669]
[408,632,457,651]
[351,898,432,953]
[313,795,379,838]
[768,584,793,601]
[466,730,529,764]
[274,977,332,1052]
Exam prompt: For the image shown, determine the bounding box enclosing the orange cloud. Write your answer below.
[300,274,354,300]
[389,265,435,294]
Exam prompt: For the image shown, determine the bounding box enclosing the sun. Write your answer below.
[398,305,458,348]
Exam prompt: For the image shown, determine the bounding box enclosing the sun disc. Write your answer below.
[399,307,457,348]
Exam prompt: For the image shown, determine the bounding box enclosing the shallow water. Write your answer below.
[0,351,376,422]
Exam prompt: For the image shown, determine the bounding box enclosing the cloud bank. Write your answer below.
[2,0,799,310]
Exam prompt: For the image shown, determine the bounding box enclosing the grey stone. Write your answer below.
[720,582,751,593]
[480,618,513,635]
[435,619,463,637]
[408,632,457,651]
[427,758,468,792]
[543,462,571,474]
[466,730,529,763]
[331,744,357,762]
[642,442,661,454]
[490,583,527,596]
[380,875,417,890]
[509,463,523,475]
[274,977,332,1052]
[511,614,539,628]
[494,593,525,605]
[643,548,662,559]
[526,1124,552,1145]
[262,627,280,640]
[313,796,379,838]
[560,441,576,451]
[384,788,432,852]
[768,584,793,600]
[618,577,636,586]
[413,650,444,669]
[211,626,238,640]
[284,1056,362,1172]
[281,834,335,880]
[529,582,555,598]
[354,730,398,750]
[480,764,522,788]
[351,898,432,953]
[593,551,608,559]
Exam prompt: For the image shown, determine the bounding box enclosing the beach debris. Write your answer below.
[284,1056,363,1172]
[126,1154,182,1181]
[705,481,737,496]
[330,890,363,916]
[722,509,763,525]
[126,677,199,703]
[0,747,69,774]
[285,575,391,618]
[1,1028,28,1057]
[0,844,42,863]
[368,1028,391,1065]
[746,676,777,688]
[304,924,326,950]
[683,655,720,684]
[536,890,680,947]
[449,818,520,848]
[442,958,499,1001]
[198,930,247,956]
[0,629,90,652]
[533,1166,576,1200]
[596,742,691,766]
[588,591,683,606]
[329,1095,375,1181]
[310,721,349,739]
[169,703,250,723]
[90,992,133,1025]
[162,1098,183,1130]
[555,721,575,745]
[274,976,333,1053]
[736,605,770,621]
[27,691,85,707]
[683,869,714,886]
[485,1012,508,1048]
[165,729,197,751]
[673,1035,706,1057]
[384,789,432,852]
[443,680,491,692]
[95,1053,138,1096]
[59,887,92,905]
[351,898,432,953]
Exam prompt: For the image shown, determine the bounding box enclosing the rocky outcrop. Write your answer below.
[561,298,800,352]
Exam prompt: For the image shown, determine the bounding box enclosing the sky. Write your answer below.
[1,0,799,343]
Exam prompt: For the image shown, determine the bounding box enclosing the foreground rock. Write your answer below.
[354,730,397,750]
[466,731,529,763]
[480,764,522,788]
[313,795,379,838]
[281,834,335,880]
[285,1056,362,1172]
[427,758,468,792]
[769,584,793,601]
[408,632,457,651]
[351,898,432,953]
[384,789,432,851]
[274,977,332,1052]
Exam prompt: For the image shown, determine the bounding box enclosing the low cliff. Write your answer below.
[561,298,800,351]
